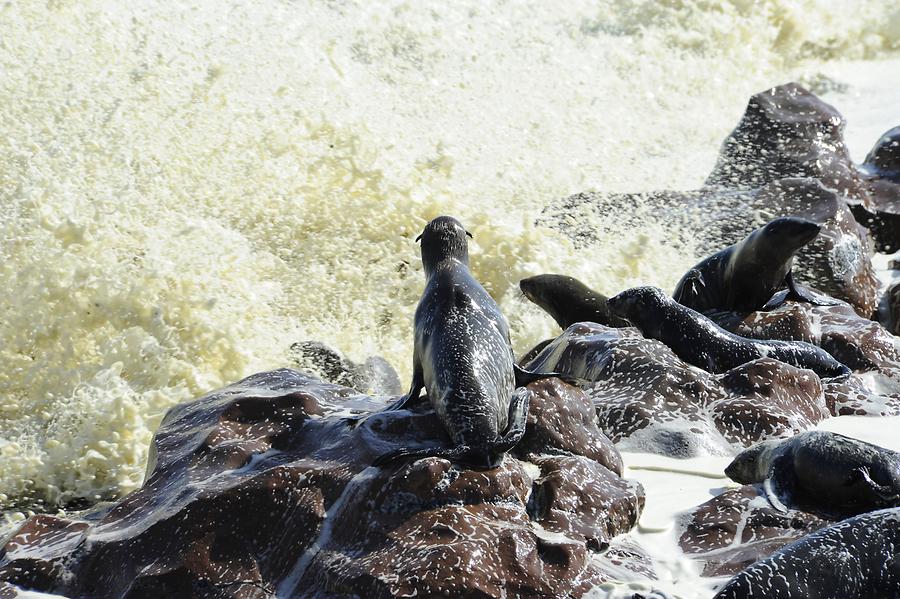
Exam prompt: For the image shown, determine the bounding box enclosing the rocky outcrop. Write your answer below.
[539,84,884,316]
[522,323,829,457]
[678,486,828,578]
[712,300,900,416]
[0,369,644,598]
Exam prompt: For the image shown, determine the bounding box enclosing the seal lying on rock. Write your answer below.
[713,507,900,599]
[376,216,567,469]
[725,430,900,518]
[672,216,832,313]
[606,286,851,379]
[519,274,629,329]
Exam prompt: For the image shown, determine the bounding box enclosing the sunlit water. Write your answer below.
[1,3,899,590]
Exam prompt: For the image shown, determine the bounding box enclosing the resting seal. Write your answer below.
[714,508,900,598]
[673,216,832,313]
[606,286,851,379]
[376,216,567,469]
[725,430,900,518]
[519,274,629,329]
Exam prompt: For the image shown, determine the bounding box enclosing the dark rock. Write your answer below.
[523,323,829,457]
[712,508,900,598]
[705,82,872,212]
[289,340,402,396]
[678,486,828,578]
[0,369,645,598]
[712,300,900,416]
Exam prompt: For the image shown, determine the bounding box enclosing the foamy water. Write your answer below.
[1,0,899,564]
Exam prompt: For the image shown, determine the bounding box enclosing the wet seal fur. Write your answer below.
[673,216,834,313]
[606,286,851,379]
[714,508,900,599]
[375,216,568,469]
[519,274,630,329]
[725,430,900,519]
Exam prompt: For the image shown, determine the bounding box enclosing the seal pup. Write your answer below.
[606,286,851,379]
[714,508,900,598]
[375,216,569,469]
[725,430,900,518]
[672,216,835,313]
[519,274,630,329]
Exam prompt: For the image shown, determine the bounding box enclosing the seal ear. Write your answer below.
[465,230,473,239]
[415,233,423,243]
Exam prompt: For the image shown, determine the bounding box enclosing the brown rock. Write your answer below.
[0,369,645,598]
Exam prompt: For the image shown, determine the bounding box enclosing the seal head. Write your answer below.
[519,274,630,329]
[417,215,472,275]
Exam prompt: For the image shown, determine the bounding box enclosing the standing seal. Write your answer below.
[714,508,900,598]
[673,216,833,313]
[606,286,851,379]
[375,216,568,469]
[725,430,900,518]
[519,274,630,329]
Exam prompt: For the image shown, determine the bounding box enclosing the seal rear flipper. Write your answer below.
[514,364,586,388]
[784,271,840,306]
[848,466,900,506]
[495,388,531,453]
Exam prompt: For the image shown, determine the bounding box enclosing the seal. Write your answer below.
[606,286,851,379]
[714,508,900,599]
[672,216,833,313]
[519,274,630,329]
[725,430,900,518]
[375,216,568,469]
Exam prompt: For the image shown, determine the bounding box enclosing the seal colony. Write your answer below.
[4,84,900,598]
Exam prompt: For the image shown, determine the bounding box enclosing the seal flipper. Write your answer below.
[494,388,531,453]
[372,444,473,467]
[673,268,705,305]
[847,467,900,505]
[383,359,425,412]
[763,456,794,513]
[784,271,840,306]
[513,364,585,388]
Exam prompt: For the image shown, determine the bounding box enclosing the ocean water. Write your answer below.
[1,0,899,563]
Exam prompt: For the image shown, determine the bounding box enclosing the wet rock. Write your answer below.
[712,508,900,598]
[289,340,402,396]
[0,369,645,598]
[538,83,881,316]
[712,300,900,416]
[523,323,829,457]
[678,486,827,578]
[705,82,872,212]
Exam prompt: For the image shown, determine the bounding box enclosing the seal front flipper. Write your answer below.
[383,359,425,412]
[372,444,474,468]
[784,271,840,306]
[763,456,794,514]
[513,364,585,388]
[673,268,705,305]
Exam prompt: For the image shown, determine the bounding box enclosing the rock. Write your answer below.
[523,323,829,457]
[289,340,402,396]
[712,300,900,416]
[712,508,900,598]
[678,486,828,578]
[0,369,645,598]
[705,82,873,212]
[860,127,900,252]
